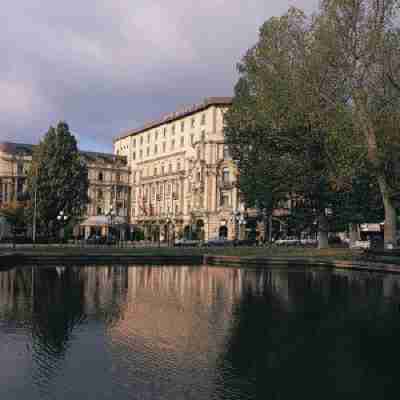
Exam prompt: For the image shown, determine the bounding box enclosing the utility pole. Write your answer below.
[32,178,37,244]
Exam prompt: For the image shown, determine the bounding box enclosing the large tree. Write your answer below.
[27,122,89,237]
[312,0,400,247]
[225,9,354,248]
[225,2,400,248]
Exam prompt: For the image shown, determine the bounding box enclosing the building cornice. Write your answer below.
[113,97,232,143]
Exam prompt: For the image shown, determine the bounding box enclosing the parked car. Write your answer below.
[202,238,234,247]
[350,240,371,249]
[233,239,258,247]
[174,239,201,247]
[274,237,301,246]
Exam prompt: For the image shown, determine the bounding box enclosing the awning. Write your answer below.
[80,215,127,227]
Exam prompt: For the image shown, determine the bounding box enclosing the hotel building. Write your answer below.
[114,97,246,241]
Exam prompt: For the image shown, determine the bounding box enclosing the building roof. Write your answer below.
[0,141,126,164]
[0,142,34,155]
[113,96,232,143]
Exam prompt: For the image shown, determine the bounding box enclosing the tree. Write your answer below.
[224,9,354,248]
[312,0,400,247]
[225,2,400,248]
[27,122,89,237]
[0,202,27,249]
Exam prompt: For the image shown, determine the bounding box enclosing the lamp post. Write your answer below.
[106,205,116,244]
[166,214,171,247]
[231,210,247,241]
[57,211,69,244]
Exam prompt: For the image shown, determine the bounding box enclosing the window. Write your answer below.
[201,113,206,125]
[161,165,165,175]
[168,163,172,173]
[155,130,159,140]
[140,136,143,145]
[17,163,24,175]
[139,149,143,159]
[98,189,103,199]
[154,144,158,154]
[201,130,205,142]
[191,117,195,128]
[97,207,103,215]
[98,172,103,181]
[172,124,175,135]
[180,136,184,147]
[180,121,185,132]
[163,142,166,152]
[163,127,167,138]
[177,161,181,171]
[222,168,230,183]
[190,134,194,145]
[132,152,136,160]
[147,133,150,144]
[146,147,150,156]
[133,138,136,148]
[154,167,157,176]
[220,193,230,207]
[171,139,175,150]
[223,145,230,159]
[116,173,121,182]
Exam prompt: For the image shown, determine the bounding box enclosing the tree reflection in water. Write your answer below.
[2,265,400,399]
[215,268,400,400]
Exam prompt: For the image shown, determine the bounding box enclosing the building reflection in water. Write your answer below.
[1,265,400,399]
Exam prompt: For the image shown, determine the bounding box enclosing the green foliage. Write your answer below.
[224,5,390,241]
[27,122,89,236]
[0,203,27,247]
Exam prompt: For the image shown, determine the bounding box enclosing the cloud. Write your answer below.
[0,0,318,152]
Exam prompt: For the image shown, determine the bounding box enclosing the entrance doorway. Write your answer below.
[219,226,228,239]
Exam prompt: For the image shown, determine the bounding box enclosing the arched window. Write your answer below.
[98,172,103,181]
[222,168,230,184]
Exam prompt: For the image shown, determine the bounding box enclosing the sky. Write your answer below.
[1,0,318,153]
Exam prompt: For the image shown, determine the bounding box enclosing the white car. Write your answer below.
[350,240,370,249]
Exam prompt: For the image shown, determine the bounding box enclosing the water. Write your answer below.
[1,265,400,399]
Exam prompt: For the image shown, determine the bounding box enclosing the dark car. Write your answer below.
[202,238,234,247]
[233,239,258,247]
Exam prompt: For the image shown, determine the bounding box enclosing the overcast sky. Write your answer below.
[1,0,317,153]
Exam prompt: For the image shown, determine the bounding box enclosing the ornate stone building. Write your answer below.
[114,97,246,241]
[1,96,261,242]
[0,142,130,240]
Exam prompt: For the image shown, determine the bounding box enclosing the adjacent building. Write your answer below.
[0,142,130,240]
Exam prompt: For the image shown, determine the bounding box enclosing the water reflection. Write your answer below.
[0,265,400,399]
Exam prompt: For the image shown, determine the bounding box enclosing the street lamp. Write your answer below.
[57,211,69,243]
[231,210,247,241]
[106,205,116,242]
[166,215,171,247]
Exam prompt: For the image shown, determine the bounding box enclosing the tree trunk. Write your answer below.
[349,222,359,248]
[12,228,16,250]
[378,174,397,248]
[354,90,397,248]
[318,213,329,249]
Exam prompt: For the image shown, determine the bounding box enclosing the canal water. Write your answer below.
[1,265,400,399]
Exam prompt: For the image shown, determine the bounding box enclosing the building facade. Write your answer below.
[114,97,246,241]
[1,96,261,242]
[0,142,130,240]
